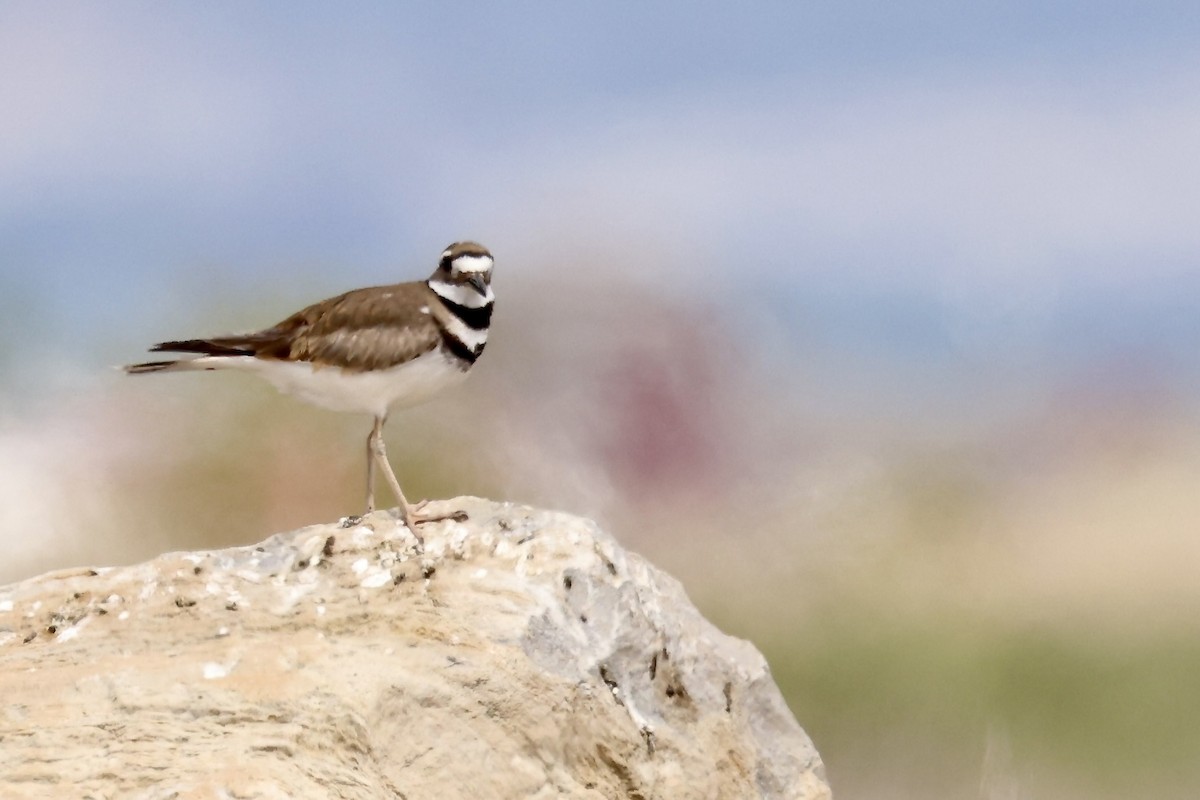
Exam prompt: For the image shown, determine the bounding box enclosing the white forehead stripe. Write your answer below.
[450,254,494,274]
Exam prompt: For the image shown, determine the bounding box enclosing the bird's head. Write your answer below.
[437,241,493,297]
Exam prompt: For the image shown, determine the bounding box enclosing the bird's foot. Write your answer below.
[410,499,469,524]
[391,501,469,553]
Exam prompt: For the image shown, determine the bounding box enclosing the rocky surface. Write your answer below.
[0,497,829,799]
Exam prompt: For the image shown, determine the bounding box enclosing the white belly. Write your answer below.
[203,350,470,417]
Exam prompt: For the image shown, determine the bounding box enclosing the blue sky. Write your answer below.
[3,2,1199,393]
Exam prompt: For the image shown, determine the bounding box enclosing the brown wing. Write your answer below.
[275,282,441,370]
[151,282,441,371]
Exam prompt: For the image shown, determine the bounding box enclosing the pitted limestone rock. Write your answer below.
[0,497,829,800]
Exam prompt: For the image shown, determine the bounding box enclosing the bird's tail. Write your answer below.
[149,338,258,357]
[123,358,205,375]
[123,337,260,375]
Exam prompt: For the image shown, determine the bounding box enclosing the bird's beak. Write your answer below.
[467,274,488,296]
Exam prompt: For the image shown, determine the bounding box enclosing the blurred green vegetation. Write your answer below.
[753,615,1200,799]
[663,435,1200,800]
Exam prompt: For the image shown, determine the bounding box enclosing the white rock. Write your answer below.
[0,497,828,799]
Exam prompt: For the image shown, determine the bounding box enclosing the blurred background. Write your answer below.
[3,2,1200,797]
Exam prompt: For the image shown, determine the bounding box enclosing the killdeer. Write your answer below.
[125,241,494,535]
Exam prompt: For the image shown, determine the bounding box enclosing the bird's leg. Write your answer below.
[341,419,382,528]
[365,417,380,514]
[370,417,467,538]
[371,415,411,517]
[369,416,425,548]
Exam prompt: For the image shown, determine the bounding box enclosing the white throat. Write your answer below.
[429,279,493,308]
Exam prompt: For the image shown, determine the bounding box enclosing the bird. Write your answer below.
[124,241,494,535]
